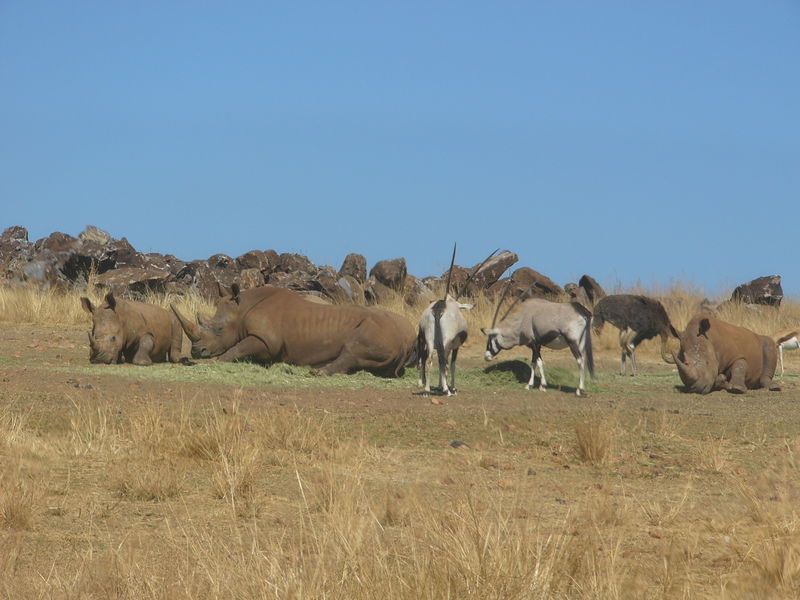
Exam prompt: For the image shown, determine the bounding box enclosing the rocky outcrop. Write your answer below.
[489,267,564,300]
[731,275,783,307]
[0,225,569,308]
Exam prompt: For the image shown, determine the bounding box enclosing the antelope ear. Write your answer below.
[80,297,94,314]
[231,283,241,304]
[104,292,117,310]
[698,318,711,337]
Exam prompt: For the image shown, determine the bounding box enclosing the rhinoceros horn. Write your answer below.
[672,351,697,386]
[171,305,201,343]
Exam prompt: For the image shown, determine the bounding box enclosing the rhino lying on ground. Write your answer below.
[171,284,416,377]
[81,292,185,364]
[672,314,779,394]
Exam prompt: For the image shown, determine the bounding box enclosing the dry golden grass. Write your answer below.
[0,277,215,329]
[3,282,800,597]
[3,384,800,597]
[575,418,615,467]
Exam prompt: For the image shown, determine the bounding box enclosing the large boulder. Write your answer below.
[466,250,518,292]
[94,267,174,299]
[336,275,365,304]
[236,249,276,272]
[78,225,112,245]
[509,267,564,299]
[238,268,266,290]
[338,253,367,283]
[0,226,33,280]
[731,275,783,307]
[403,274,435,306]
[369,258,407,292]
[489,267,564,300]
[273,252,316,276]
[436,265,470,298]
[364,276,400,304]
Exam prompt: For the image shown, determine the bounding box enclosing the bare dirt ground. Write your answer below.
[2,323,800,598]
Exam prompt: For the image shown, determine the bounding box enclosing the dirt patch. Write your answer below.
[2,323,800,597]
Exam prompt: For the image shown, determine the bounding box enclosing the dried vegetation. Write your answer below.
[0,283,800,598]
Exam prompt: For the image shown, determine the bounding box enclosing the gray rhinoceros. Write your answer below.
[672,314,779,394]
[81,292,185,365]
[171,284,416,377]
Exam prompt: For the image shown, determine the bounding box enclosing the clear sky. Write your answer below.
[2,2,798,297]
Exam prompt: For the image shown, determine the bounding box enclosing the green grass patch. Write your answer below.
[55,358,603,392]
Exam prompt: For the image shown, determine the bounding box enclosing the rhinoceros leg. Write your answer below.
[217,336,271,362]
[132,334,155,366]
[310,351,359,376]
[727,359,748,394]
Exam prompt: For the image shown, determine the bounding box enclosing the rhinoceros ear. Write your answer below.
[698,318,711,337]
[105,292,117,310]
[231,283,241,304]
[216,281,233,298]
[80,297,94,314]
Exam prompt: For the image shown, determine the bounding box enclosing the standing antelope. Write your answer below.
[417,247,497,396]
[772,327,800,376]
[592,294,678,376]
[481,289,595,396]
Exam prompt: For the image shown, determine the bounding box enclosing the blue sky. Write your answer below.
[2,2,798,297]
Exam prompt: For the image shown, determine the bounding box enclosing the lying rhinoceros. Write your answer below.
[672,314,779,394]
[81,292,185,365]
[171,284,416,377]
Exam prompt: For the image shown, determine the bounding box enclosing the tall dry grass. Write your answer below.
[0,275,215,328]
[2,276,797,342]
[0,392,649,598]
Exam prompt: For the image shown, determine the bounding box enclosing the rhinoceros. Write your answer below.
[171,284,416,377]
[81,292,185,365]
[672,314,779,394]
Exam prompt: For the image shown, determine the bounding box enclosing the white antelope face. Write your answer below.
[481,327,508,361]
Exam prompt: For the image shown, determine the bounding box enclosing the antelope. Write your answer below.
[772,327,800,376]
[481,283,595,396]
[416,246,496,396]
[592,294,678,375]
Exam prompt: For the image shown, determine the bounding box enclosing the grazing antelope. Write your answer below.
[772,327,800,376]
[481,284,595,396]
[592,294,678,375]
[417,246,497,395]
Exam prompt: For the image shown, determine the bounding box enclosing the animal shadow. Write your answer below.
[483,360,531,384]
[483,359,582,395]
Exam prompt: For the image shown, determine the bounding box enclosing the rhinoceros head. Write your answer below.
[81,293,124,364]
[172,283,243,359]
[673,317,717,394]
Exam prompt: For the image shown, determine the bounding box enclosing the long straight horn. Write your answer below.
[491,279,514,328]
[499,282,536,323]
[457,248,499,301]
[442,243,457,301]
